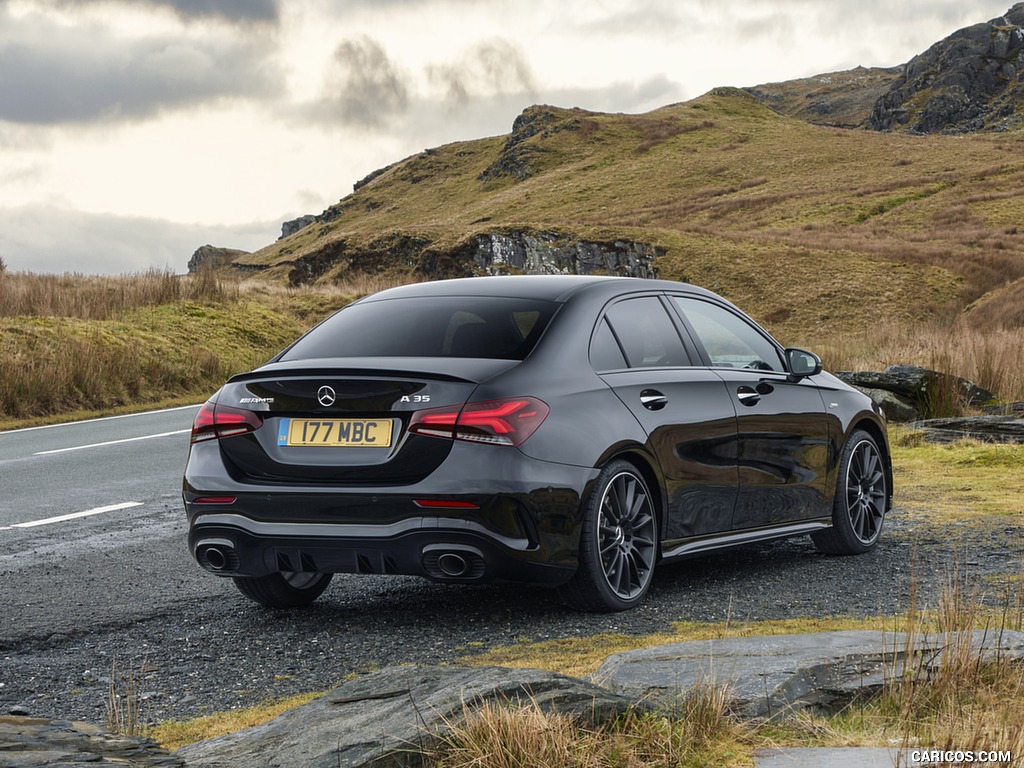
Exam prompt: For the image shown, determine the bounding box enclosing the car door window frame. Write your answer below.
[590,293,701,372]
[667,295,786,373]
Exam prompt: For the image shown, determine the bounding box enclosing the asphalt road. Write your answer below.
[0,408,1021,728]
[0,405,216,644]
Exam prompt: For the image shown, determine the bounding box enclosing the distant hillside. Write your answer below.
[750,3,1024,134]
[746,67,901,129]
[229,88,1024,342]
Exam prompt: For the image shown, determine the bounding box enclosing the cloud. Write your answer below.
[545,74,686,114]
[0,8,282,124]
[39,0,279,25]
[427,39,537,110]
[0,205,278,274]
[305,36,411,127]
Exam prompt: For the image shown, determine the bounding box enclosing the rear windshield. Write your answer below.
[280,296,559,361]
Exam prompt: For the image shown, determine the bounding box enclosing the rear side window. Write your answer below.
[603,297,689,368]
[590,317,627,371]
[281,296,558,361]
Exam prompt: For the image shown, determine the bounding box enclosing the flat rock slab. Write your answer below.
[177,664,648,768]
[907,416,1024,444]
[0,715,183,767]
[590,629,1024,719]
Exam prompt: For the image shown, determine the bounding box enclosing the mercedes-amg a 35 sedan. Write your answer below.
[183,276,891,611]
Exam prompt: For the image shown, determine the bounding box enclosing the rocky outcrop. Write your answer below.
[479,106,588,181]
[177,665,646,768]
[279,214,320,240]
[186,245,250,274]
[472,231,661,277]
[868,4,1024,133]
[284,230,663,285]
[835,365,995,422]
[591,629,1024,720]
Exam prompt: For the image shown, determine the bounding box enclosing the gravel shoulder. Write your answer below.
[1,505,1021,727]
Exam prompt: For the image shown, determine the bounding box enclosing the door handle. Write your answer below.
[736,386,760,406]
[640,389,668,410]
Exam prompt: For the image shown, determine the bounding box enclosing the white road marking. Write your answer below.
[5,502,144,529]
[33,429,191,456]
[0,404,202,435]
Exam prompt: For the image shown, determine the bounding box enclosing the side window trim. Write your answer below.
[655,293,702,367]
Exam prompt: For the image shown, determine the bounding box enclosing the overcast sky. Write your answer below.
[0,0,1014,274]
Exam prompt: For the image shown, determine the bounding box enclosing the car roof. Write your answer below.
[356,275,719,304]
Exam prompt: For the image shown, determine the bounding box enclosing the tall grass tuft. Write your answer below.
[107,656,144,737]
[431,684,748,768]
[878,566,1024,764]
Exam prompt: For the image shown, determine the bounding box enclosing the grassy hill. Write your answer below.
[4,93,1024,424]
[238,90,1024,346]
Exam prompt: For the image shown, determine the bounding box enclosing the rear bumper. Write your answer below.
[188,513,575,586]
[184,441,599,586]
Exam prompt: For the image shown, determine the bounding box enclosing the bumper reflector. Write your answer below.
[413,499,480,509]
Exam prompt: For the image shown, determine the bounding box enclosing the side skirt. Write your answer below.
[660,518,832,561]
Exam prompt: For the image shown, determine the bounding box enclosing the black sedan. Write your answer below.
[183,276,891,612]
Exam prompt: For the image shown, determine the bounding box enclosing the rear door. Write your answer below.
[669,296,831,528]
[593,295,740,541]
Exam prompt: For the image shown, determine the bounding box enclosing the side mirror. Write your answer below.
[785,348,822,379]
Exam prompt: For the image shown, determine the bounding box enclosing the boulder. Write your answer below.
[177,665,647,768]
[849,386,920,423]
[590,629,1024,720]
[835,365,995,421]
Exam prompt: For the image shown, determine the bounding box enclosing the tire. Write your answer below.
[559,459,658,612]
[812,429,887,555]
[232,571,333,608]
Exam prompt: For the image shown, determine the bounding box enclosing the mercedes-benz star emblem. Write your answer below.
[317,385,336,407]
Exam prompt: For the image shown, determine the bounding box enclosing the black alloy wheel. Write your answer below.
[560,459,658,611]
[232,571,334,608]
[812,429,887,555]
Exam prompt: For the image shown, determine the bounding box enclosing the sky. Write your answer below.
[0,0,1016,274]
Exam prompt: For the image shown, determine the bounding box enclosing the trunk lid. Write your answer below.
[213,358,516,485]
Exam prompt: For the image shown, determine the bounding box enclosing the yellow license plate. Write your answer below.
[278,418,393,447]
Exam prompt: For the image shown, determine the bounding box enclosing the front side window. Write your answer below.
[672,297,783,372]
[281,296,558,361]
[604,297,689,368]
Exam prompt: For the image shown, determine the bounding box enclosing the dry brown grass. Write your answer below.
[0,271,377,422]
[809,318,1024,403]
[880,570,1024,764]
[0,267,238,320]
[431,683,750,768]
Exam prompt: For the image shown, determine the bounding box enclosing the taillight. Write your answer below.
[190,401,264,444]
[408,397,549,447]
